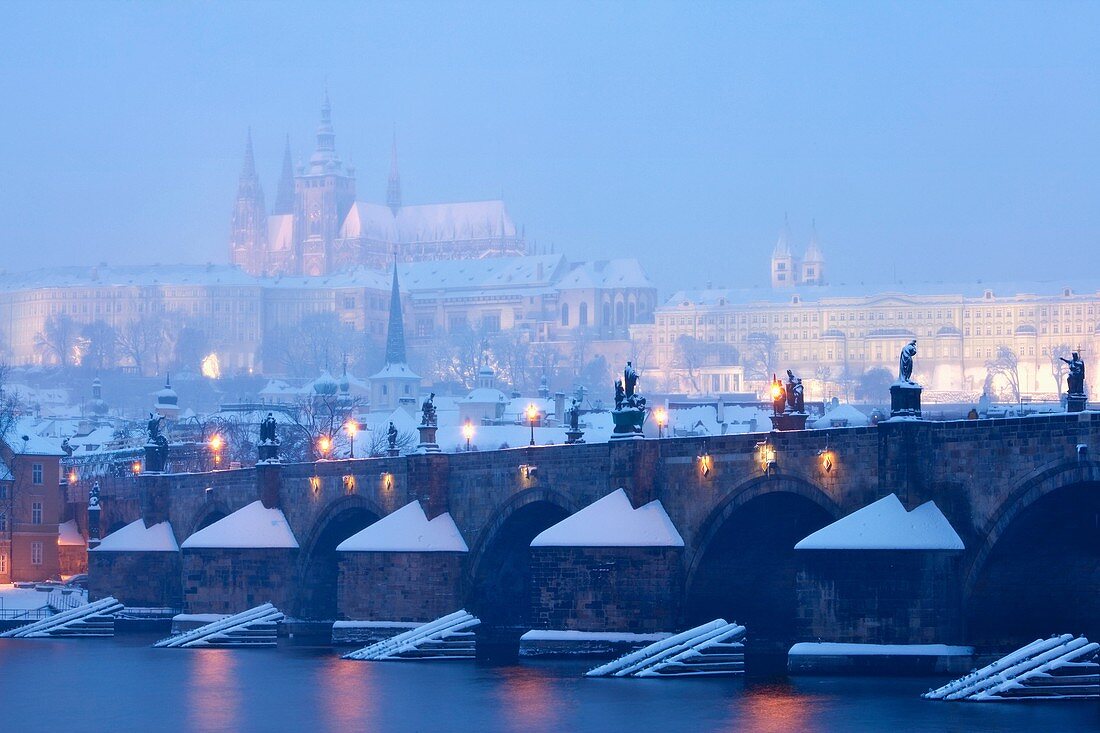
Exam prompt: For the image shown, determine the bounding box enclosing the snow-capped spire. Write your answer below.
[805,219,824,262]
[384,257,408,366]
[272,134,295,214]
[386,128,402,215]
[310,89,340,170]
[773,213,792,257]
[241,127,257,180]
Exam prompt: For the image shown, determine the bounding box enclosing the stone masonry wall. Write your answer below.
[337,552,465,622]
[795,550,963,645]
[88,551,182,609]
[182,548,298,614]
[530,546,683,634]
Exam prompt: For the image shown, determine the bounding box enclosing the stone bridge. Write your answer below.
[88,411,1100,654]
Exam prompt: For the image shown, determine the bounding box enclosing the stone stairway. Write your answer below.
[586,620,746,678]
[923,634,1100,701]
[0,596,122,638]
[154,603,284,648]
[343,610,480,661]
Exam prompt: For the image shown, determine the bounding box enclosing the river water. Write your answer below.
[0,635,1097,733]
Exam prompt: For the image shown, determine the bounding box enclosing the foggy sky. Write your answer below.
[2,1,1098,296]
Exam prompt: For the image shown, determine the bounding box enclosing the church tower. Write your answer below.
[229,129,268,276]
[386,130,402,216]
[801,221,826,286]
[770,215,799,288]
[370,261,420,413]
[295,92,356,276]
[272,135,295,215]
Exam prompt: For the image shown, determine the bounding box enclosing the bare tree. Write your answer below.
[489,329,532,392]
[0,364,22,441]
[855,367,893,402]
[118,312,168,376]
[673,335,706,393]
[1049,343,1073,395]
[35,314,80,368]
[985,346,1021,402]
[80,320,118,372]
[744,332,779,383]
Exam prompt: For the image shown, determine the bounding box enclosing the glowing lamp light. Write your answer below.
[520,463,537,480]
[317,435,333,459]
[209,434,224,452]
[770,383,783,401]
[820,450,834,473]
[342,475,356,493]
[344,421,359,438]
[698,453,712,477]
[655,407,668,438]
[131,461,142,475]
[309,476,322,492]
[200,353,221,379]
[67,470,78,484]
[526,404,538,446]
[462,419,475,451]
[380,472,394,490]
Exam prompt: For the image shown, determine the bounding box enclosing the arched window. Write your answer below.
[615,302,625,326]
[579,302,589,326]
[561,303,570,327]
[602,302,611,326]
[627,302,636,324]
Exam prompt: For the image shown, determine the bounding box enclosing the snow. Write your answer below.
[794,494,964,550]
[4,418,67,456]
[181,501,299,549]
[811,403,871,429]
[58,520,85,546]
[336,501,468,552]
[789,642,973,656]
[531,489,684,548]
[0,585,54,611]
[173,613,228,624]
[332,620,420,629]
[91,518,179,552]
[520,629,670,643]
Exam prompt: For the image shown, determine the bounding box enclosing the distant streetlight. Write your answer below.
[317,435,333,460]
[209,433,224,469]
[345,420,359,458]
[654,407,668,439]
[462,419,474,452]
[131,460,142,475]
[526,404,538,446]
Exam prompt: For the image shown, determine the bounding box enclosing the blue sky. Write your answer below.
[1,1,1097,294]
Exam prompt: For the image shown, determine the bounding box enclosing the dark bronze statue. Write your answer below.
[1061,352,1085,396]
[421,393,437,427]
[899,340,917,383]
[614,379,625,411]
[568,398,580,431]
[387,421,398,450]
[786,369,805,413]
[259,413,278,444]
[624,361,639,399]
[147,413,164,444]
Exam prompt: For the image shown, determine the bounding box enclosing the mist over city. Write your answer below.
[1,4,1099,733]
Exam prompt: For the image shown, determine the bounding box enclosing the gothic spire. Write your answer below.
[386,128,402,215]
[273,134,295,214]
[384,258,408,366]
[773,213,792,257]
[235,128,264,210]
[241,127,257,180]
[310,89,339,170]
[805,219,824,262]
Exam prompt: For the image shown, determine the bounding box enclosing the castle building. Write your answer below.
[231,94,526,277]
[638,222,1100,399]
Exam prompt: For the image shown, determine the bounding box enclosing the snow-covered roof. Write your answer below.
[460,387,507,404]
[58,519,85,546]
[92,518,179,552]
[398,254,564,293]
[3,419,67,456]
[340,200,517,243]
[336,501,468,552]
[811,404,871,429]
[369,362,421,380]
[795,494,964,550]
[555,259,655,290]
[531,489,684,548]
[181,501,299,549]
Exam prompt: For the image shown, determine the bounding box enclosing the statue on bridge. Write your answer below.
[387,421,399,451]
[145,412,169,473]
[771,374,786,416]
[899,340,918,384]
[420,393,437,427]
[258,412,280,462]
[786,369,805,413]
[1061,352,1085,396]
[611,361,647,439]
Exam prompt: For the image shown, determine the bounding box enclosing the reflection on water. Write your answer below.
[320,656,375,729]
[187,649,239,733]
[493,664,558,728]
[739,680,825,733]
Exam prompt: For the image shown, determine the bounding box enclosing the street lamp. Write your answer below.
[345,420,359,458]
[526,404,538,446]
[209,433,224,469]
[654,407,668,438]
[462,419,474,452]
[317,435,333,460]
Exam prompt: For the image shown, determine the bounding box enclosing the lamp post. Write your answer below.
[345,420,359,458]
[462,419,474,452]
[317,434,332,461]
[208,433,224,470]
[526,404,538,446]
[655,407,667,438]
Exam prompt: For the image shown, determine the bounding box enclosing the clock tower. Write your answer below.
[296,92,356,277]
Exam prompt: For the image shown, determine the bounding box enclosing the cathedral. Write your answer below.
[230,94,526,277]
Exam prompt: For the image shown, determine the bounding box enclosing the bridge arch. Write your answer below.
[466,487,578,627]
[965,459,1100,650]
[183,499,232,539]
[295,495,385,620]
[685,474,841,647]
